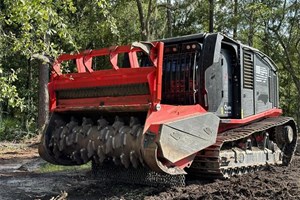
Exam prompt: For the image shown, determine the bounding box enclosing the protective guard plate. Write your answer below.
[159,112,219,163]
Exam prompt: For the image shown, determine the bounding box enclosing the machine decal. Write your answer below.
[256,65,268,84]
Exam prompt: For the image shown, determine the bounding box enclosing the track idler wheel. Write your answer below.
[275,123,298,166]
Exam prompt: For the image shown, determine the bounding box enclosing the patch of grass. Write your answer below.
[0,143,26,152]
[38,162,91,173]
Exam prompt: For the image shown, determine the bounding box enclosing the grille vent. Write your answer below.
[243,50,254,89]
[56,83,149,99]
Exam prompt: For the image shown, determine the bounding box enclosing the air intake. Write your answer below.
[243,50,254,89]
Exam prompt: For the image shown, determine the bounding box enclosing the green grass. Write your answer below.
[38,162,91,173]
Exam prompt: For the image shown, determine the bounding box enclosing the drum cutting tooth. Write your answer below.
[129,117,140,127]
[101,144,106,154]
[67,118,78,129]
[58,135,66,151]
[113,157,121,165]
[105,136,113,154]
[120,126,131,135]
[136,127,143,138]
[70,116,76,122]
[122,133,127,146]
[93,155,100,164]
[97,146,106,163]
[112,136,116,149]
[130,151,138,168]
[75,132,79,144]
[71,151,82,164]
[114,116,121,122]
[86,127,92,137]
[113,134,122,149]
[97,117,108,130]
[131,125,141,137]
[79,127,84,134]
[87,140,94,158]
[100,128,107,141]
[112,116,124,135]
[81,124,91,137]
[92,141,96,151]
[82,117,87,125]
[54,119,65,129]
[66,134,74,146]
[82,117,93,126]
[75,132,84,144]
[104,129,110,141]
[118,126,126,135]
[59,130,65,139]
[71,127,80,144]
[120,153,130,168]
[80,148,89,163]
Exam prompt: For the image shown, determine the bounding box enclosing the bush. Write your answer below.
[0,117,36,141]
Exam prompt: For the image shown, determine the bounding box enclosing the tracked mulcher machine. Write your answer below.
[39,33,297,181]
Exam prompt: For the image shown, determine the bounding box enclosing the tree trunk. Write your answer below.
[26,59,33,131]
[166,0,172,37]
[209,0,214,33]
[145,0,152,40]
[0,102,2,128]
[135,0,147,41]
[38,60,49,133]
[248,3,254,46]
[233,0,238,39]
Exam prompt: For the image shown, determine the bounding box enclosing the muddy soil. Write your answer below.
[1,142,300,200]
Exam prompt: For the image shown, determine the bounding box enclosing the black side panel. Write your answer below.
[199,33,224,108]
[205,48,233,117]
[205,60,223,112]
[240,48,278,118]
[232,47,241,119]
[254,55,274,113]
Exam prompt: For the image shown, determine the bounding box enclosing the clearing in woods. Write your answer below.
[0,142,300,200]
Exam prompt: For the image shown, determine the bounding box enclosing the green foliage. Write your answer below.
[0,117,34,141]
[0,68,24,110]
[3,0,78,57]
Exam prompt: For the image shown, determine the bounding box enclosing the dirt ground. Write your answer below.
[1,142,300,200]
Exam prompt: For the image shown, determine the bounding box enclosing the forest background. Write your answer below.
[0,0,299,141]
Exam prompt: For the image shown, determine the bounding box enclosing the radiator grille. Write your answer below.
[56,83,149,99]
[243,50,254,89]
[162,52,198,105]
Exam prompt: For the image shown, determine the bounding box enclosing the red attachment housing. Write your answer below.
[49,42,164,113]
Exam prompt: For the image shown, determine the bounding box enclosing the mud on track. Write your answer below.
[0,143,300,200]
